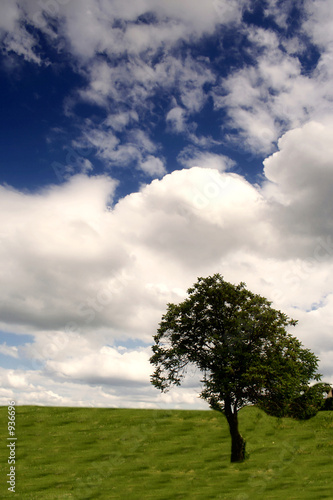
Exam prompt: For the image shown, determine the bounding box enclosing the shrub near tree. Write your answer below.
[317,384,333,411]
[150,274,322,463]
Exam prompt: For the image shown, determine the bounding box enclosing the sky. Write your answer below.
[0,0,333,409]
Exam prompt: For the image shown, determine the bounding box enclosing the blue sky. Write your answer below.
[1,0,333,408]
[1,1,315,195]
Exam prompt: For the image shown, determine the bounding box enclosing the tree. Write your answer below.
[150,274,321,462]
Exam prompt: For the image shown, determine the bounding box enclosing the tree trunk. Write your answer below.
[225,404,246,462]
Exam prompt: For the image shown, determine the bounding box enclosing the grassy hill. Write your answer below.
[0,405,332,499]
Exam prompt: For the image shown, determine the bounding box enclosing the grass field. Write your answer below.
[0,405,332,499]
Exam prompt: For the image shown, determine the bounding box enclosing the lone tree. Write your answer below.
[150,274,321,462]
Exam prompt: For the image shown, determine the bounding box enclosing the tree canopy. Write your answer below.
[150,274,322,462]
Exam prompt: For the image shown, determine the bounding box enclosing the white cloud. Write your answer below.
[263,120,333,241]
[76,120,165,177]
[80,158,94,174]
[0,369,33,390]
[0,0,20,33]
[263,0,301,29]
[0,363,207,409]
[76,52,215,125]
[0,344,18,358]
[46,345,152,386]
[304,0,333,49]
[166,106,187,133]
[139,156,166,177]
[213,33,310,153]
[81,127,120,162]
[104,111,139,132]
[123,21,186,54]
[178,149,235,172]
[44,0,247,60]
[2,25,43,65]
[212,12,333,153]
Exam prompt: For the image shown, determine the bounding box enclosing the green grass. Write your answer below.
[0,405,332,499]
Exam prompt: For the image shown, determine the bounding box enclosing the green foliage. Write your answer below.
[151,274,320,415]
[322,397,333,411]
[317,383,333,411]
[1,406,333,499]
[150,274,321,461]
[287,383,331,419]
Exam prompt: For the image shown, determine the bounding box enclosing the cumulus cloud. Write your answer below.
[1,119,333,407]
[0,364,206,409]
[0,337,205,408]
[45,345,152,386]
[263,119,333,243]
